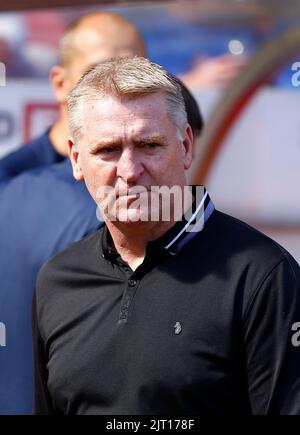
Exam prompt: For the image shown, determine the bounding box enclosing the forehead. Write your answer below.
[82,93,171,135]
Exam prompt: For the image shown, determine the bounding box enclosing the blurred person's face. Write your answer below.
[66,27,145,88]
[69,93,193,224]
[51,26,145,105]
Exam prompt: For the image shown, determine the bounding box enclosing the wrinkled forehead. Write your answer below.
[78,93,173,141]
[83,93,168,121]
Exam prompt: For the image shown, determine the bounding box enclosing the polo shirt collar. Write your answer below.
[149,185,214,256]
[101,185,214,261]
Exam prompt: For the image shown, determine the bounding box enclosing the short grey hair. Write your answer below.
[67,56,188,141]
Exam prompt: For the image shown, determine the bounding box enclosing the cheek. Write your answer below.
[159,152,185,175]
[144,152,178,181]
[81,157,115,189]
[164,162,186,186]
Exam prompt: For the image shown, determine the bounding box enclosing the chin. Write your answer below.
[116,208,150,224]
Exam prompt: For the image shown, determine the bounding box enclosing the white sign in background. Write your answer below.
[191,87,300,262]
[0,79,56,158]
[191,87,300,223]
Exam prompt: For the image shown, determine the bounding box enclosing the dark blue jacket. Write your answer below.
[0,158,101,414]
[0,130,64,184]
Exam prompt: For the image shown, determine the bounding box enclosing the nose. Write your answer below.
[116,147,144,185]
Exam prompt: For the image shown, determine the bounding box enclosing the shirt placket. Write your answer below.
[118,262,140,324]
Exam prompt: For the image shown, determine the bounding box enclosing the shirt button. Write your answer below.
[128,279,137,287]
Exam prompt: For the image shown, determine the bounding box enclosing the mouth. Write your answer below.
[115,186,151,199]
[117,191,150,207]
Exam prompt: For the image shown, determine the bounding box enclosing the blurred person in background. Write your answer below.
[0,11,145,183]
[0,11,146,415]
[0,12,204,415]
[0,8,248,184]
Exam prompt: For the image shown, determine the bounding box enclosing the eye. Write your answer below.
[100,146,118,154]
[139,141,160,150]
[92,146,120,156]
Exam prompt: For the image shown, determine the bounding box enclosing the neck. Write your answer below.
[104,185,194,270]
[49,107,69,156]
[106,220,176,271]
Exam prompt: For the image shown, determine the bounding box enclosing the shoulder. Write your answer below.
[195,210,300,305]
[2,131,51,161]
[187,209,300,333]
[0,131,53,182]
[0,160,100,251]
[0,160,67,197]
[23,130,52,149]
[206,209,295,266]
[2,160,80,200]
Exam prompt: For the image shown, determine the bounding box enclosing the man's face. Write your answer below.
[70,93,193,224]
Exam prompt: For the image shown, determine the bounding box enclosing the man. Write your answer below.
[0,12,148,415]
[0,84,201,417]
[33,57,300,415]
[0,12,145,183]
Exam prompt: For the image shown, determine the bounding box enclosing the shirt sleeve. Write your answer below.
[32,292,56,415]
[243,254,300,414]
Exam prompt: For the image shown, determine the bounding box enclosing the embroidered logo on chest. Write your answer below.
[174,321,182,335]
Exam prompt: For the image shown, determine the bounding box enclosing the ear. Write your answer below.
[182,124,194,170]
[50,65,70,104]
[68,138,84,181]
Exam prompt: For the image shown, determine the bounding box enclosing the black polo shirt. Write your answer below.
[33,188,300,415]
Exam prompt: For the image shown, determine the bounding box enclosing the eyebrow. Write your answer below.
[89,135,169,153]
[89,139,122,153]
[133,135,168,145]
